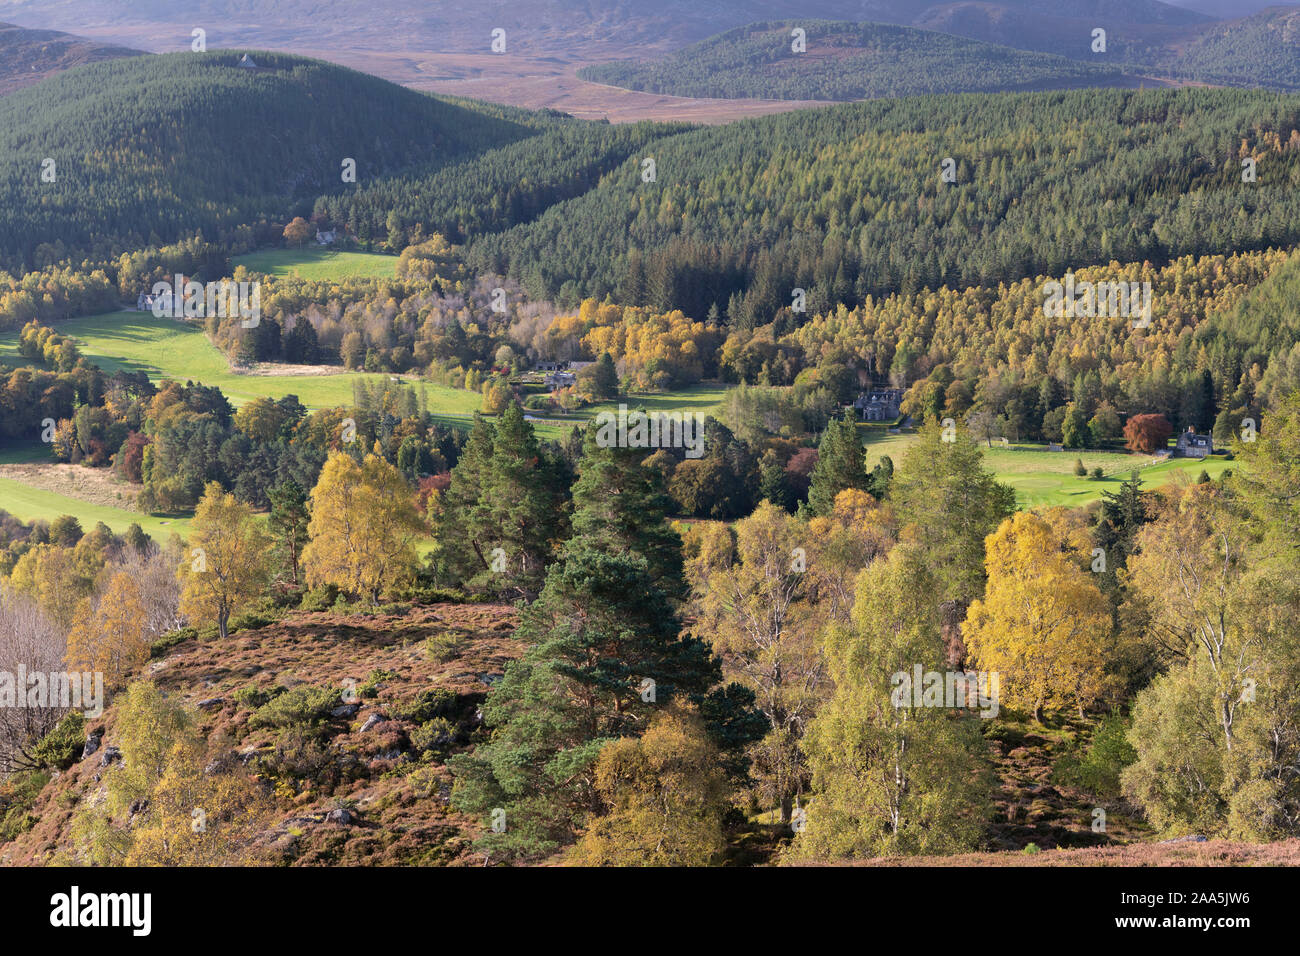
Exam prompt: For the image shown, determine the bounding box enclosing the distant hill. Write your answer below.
[583,6,1300,99]
[0,20,140,94]
[579,20,1162,101]
[1164,0,1296,15]
[0,0,1214,58]
[1165,6,1300,89]
[0,50,537,269]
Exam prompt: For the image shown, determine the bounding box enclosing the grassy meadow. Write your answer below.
[0,310,480,412]
[232,247,399,280]
[861,426,1233,508]
[0,298,1233,534]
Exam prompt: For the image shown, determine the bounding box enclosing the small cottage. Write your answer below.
[1175,426,1214,458]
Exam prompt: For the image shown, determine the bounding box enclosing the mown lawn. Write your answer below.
[0,477,193,539]
[859,426,1233,508]
[514,383,733,440]
[0,311,479,413]
[232,247,399,280]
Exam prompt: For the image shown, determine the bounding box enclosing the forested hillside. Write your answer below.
[578,21,1135,101]
[312,119,690,247]
[583,9,1300,101]
[468,88,1300,324]
[0,52,535,270]
[1167,7,1300,89]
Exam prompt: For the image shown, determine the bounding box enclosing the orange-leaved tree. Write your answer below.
[963,512,1110,721]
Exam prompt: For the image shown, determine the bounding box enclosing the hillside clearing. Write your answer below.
[233,248,399,281]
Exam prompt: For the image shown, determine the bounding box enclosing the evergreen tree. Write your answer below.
[268,478,309,589]
[481,402,569,597]
[589,351,619,400]
[1061,403,1089,449]
[1095,470,1150,580]
[436,414,496,586]
[806,413,868,516]
[450,433,756,860]
[759,449,792,512]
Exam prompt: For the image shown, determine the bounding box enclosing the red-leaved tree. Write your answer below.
[1124,413,1173,454]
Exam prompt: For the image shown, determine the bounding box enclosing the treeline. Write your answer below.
[0,354,468,515]
[470,87,1300,324]
[579,20,1124,101]
[759,248,1298,442]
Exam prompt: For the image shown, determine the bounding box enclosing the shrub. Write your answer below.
[150,627,195,659]
[424,633,463,663]
[1090,466,1104,480]
[410,718,457,754]
[298,584,339,612]
[1052,714,1137,798]
[0,770,49,842]
[247,686,339,731]
[257,728,360,798]
[1073,459,1086,477]
[228,597,283,632]
[233,685,279,709]
[359,669,397,699]
[399,688,460,725]
[31,712,86,770]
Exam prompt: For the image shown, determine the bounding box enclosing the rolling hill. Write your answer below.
[579,20,1157,101]
[0,20,140,94]
[1167,6,1300,89]
[466,86,1300,320]
[0,50,535,269]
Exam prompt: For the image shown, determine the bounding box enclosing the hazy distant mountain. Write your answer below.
[1163,0,1297,16]
[0,20,140,93]
[579,20,1165,101]
[0,0,1215,57]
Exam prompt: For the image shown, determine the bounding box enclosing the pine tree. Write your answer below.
[481,402,568,596]
[589,351,619,400]
[806,413,867,516]
[450,432,754,860]
[268,479,309,589]
[436,414,496,585]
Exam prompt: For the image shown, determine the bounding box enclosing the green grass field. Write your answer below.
[527,384,733,440]
[861,427,1233,508]
[0,302,1230,529]
[232,247,399,281]
[0,477,193,539]
[0,311,480,413]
